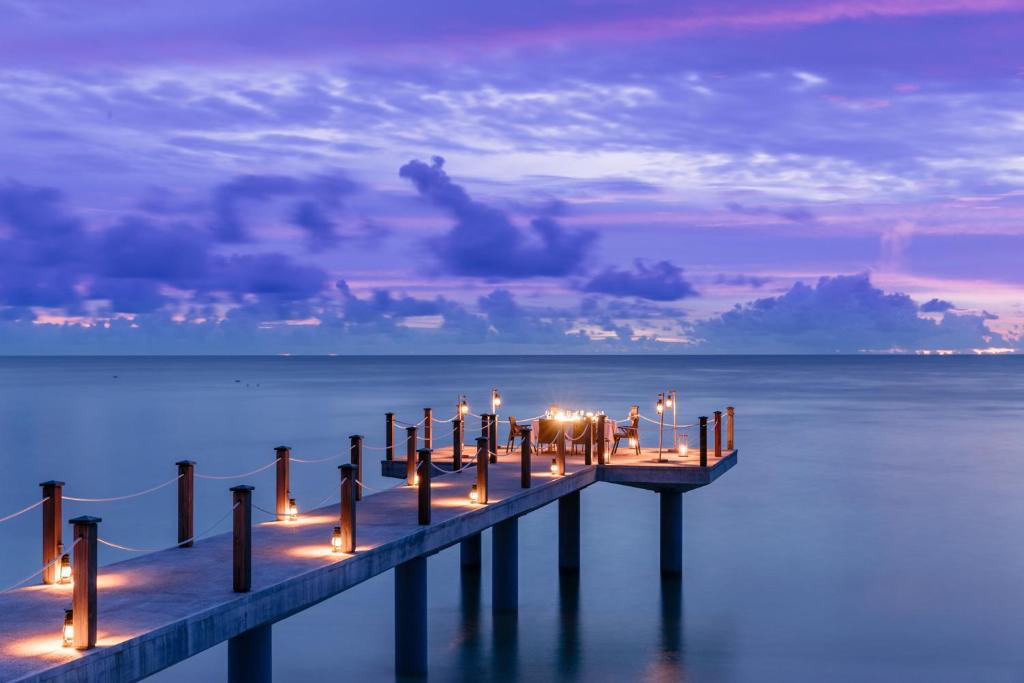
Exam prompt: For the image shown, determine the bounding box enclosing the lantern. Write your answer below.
[62,609,74,647]
[666,395,673,409]
[288,497,298,521]
[58,549,71,584]
[411,474,420,487]
[629,436,638,449]
[677,434,688,458]
[492,388,502,410]
[656,398,664,415]
[460,397,469,415]
[469,484,479,503]
[550,458,558,475]
[331,526,342,553]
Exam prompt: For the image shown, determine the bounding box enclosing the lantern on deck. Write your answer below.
[62,609,73,647]
[628,436,638,449]
[550,458,559,475]
[469,484,479,503]
[331,526,342,553]
[58,547,71,584]
[288,497,298,521]
[677,433,688,458]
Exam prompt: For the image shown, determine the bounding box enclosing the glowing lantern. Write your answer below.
[469,484,479,503]
[62,609,74,647]
[58,549,72,584]
[288,497,298,521]
[492,388,502,411]
[411,474,420,487]
[666,396,673,409]
[677,434,688,458]
[331,526,342,553]
[460,398,469,415]
[550,458,559,475]
[656,398,664,415]
[629,437,638,449]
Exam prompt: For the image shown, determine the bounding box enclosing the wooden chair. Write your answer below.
[536,418,560,453]
[505,416,524,453]
[570,420,590,455]
[612,406,640,456]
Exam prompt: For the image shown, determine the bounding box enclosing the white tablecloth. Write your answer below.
[530,418,616,453]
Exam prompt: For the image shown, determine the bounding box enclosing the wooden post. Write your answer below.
[453,417,463,470]
[583,422,593,466]
[492,517,518,613]
[231,485,253,593]
[596,415,606,465]
[660,491,683,576]
[69,515,100,649]
[40,480,63,584]
[423,408,432,449]
[475,437,488,504]
[349,435,363,502]
[726,406,735,450]
[406,426,417,486]
[274,446,290,522]
[228,625,271,683]
[520,426,532,489]
[556,422,566,475]
[488,413,498,463]
[699,417,708,468]
[395,556,428,676]
[559,491,580,573]
[418,448,431,525]
[714,410,722,458]
[176,461,194,548]
[339,464,356,553]
[385,412,395,461]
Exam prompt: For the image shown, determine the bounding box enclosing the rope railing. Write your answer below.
[195,457,280,480]
[1,537,80,593]
[96,502,239,553]
[291,453,344,464]
[64,475,182,503]
[252,503,278,518]
[0,497,48,524]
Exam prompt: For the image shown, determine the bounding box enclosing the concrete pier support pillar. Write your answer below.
[228,623,272,683]
[395,555,428,677]
[461,533,482,570]
[558,491,580,573]
[659,491,683,576]
[492,518,518,613]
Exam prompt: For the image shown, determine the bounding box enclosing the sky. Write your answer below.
[0,0,1022,354]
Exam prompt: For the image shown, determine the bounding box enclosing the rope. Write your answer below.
[252,503,278,518]
[355,478,384,493]
[431,415,458,423]
[418,427,456,441]
[638,414,664,425]
[362,444,390,452]
[1,537,80,593]
[395,417,426,428]
[291,453,343,464]
[195,457,280,480]
[96,502,239,553]
[0,497,47,524]
[64,475,181,503]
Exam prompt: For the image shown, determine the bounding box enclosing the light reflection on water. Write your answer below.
[1,356,1023,681]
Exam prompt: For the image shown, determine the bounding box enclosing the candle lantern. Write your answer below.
[656,398,664,414]
[58,546,71,584]
[331,526,342,553]
[460,397,469,415]
[550,458,559,475]
[62,609,74,647]
[288,497,298,521]
[677,433,688,458]
[469,484,479,504]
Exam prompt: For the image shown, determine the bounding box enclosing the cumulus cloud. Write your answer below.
[690,273,1007,353]
[399,156,596,279]
[714,274,772,288]
[919,298,955,313]
[583,260,698,301]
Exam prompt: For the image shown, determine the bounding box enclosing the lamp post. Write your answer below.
[667,389,677,450]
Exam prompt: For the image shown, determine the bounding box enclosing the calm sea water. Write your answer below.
[1,356,1023,682]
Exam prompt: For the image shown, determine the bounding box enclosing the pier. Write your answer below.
[0,400,737,682]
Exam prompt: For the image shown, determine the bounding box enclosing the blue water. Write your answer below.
[1,356,1023,682]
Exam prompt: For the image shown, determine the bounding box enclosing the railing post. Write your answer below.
[339,463,356,553]
[418,448,431,525]
[699,417,708,468]
[423,408,432,449]
[349,435,363,502]
[475,436,488,504]
[520,426,532,489]
[453,417,463,470]
[385,412,395,461]
[69,515,100,649]
[406,426,417,486]
[488,414,498,463]
[584,422,593,466]
[714,410,722,458]
[596,415,607,465]
[231,485,253,593]
[40,480,64,584]
[556,422,566,476]
[726,406,735,450]
[176,461,194,548]
[274,446,290,522]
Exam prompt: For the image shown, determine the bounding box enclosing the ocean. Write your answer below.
[1,356,1022,682]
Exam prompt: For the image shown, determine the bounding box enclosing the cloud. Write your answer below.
[725,201,816,223]
[399,156,596,279]
[690,273,1008,353]
[919,298,955,313]
[713,274,773,288]
[583,260,698,301]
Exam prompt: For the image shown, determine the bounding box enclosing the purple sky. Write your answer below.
[0,0,1022,353]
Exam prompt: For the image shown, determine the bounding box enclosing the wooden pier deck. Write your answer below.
[0,445,735,682]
